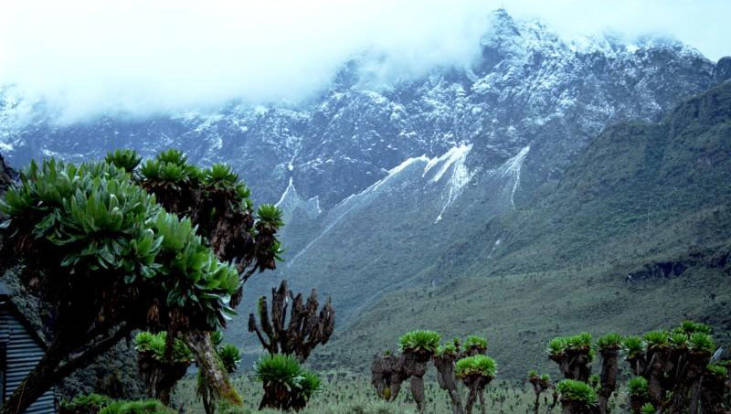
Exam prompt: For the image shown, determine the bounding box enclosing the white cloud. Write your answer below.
[0,0,728,122]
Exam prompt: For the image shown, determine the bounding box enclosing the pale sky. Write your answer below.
[1,0,729,122]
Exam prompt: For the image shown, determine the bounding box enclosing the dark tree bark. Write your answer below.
[182,330,242,407]
[248,280,334,363]
[433,353,464,414]
[597,348,619,414]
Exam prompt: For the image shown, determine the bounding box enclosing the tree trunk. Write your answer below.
[183,330,242,407]
[410,376,425,414]
[598,349,619,414]
[433,355,464,414]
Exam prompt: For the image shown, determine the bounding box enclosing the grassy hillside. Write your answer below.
[314,82,731,379]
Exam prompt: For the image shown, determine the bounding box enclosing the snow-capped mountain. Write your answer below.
[1,10,728,325]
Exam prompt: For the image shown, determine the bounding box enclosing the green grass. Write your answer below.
[172,374,576,414]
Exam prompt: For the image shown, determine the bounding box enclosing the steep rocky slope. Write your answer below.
[323,81,731,378]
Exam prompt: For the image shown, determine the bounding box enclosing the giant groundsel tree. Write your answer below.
[0,150,283,413]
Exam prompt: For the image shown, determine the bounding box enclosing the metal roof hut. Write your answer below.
[0,281,57,413]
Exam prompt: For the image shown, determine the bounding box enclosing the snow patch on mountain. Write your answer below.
[424,144,475,222]
[275,177,322,223]
[500,145,530,207]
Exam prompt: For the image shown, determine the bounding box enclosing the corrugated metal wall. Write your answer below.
[0,303,56,414]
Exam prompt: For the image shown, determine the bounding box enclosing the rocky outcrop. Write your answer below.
[0,152,14,193]
[627,248,731,281]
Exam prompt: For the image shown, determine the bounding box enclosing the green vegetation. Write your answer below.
[556,380,597,403]
[455,355,497,379]
[105,149,142,173]
[643,330,669,348]
[623,336,644,357]
[462,335,488,352]
[254,354,322,411]
[627,377,648,397]
[60,393,114,413]
[60,394,172,414]
[0,148,287,413]
[640,403,656,414]
[398,330,441,353]
[134,331,194,362]
[706,363,728,378]
[100,400,174,414]
[688,332,715,353]
[596,333,622,351]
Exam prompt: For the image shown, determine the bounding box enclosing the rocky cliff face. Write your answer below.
[0,152,14,193]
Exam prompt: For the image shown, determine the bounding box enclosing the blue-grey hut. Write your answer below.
[0,282,56,413]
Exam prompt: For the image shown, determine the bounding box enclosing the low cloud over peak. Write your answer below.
[1,0,728,122]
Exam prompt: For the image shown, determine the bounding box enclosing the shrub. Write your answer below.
[455,355,498,379]
[60,393,113,413]
[398,330,441,353]
[218,344,241,374]
[669,332,688,348]
[706,363,728,378]
[436,342,457,356]
[548,337,568,356]
[640,403,656,414]
[678,320,712,335]
[134,331,193,362]
[257,204,284,227]
[688,333,714,353]
[596,333,622,351]
[105,149,142,173]
[99,399,173,414]
[254,354,322,410]
[622,336,644,357]
[463,335,488,351]
[204,164,239,186]
[643,330,669,348]
[556,379,597,404]
[627,377,648,397]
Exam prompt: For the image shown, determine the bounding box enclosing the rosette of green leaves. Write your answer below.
[254,354,322,398]
[643,330,669,349]
[218,344,241,374]
[627,377,648,397]
[398,330,441,353]
[106,149,142,173]
[152,212,240,328]
[463,335,488,352]
[556,379,597,404]
[140,149,201,184]
[134,331,193,362]
[678,321,712,335]
[640,403,656,414]
[622,336,644,357]
[0,159,162,281]
[596,333,622,352]
[706,363,728,378]
[455,355,498,379]
[436,342,457,356]
[257,204,284,228]
[688,332,714,354]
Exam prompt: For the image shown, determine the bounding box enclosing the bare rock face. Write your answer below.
[0,152,14,193]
